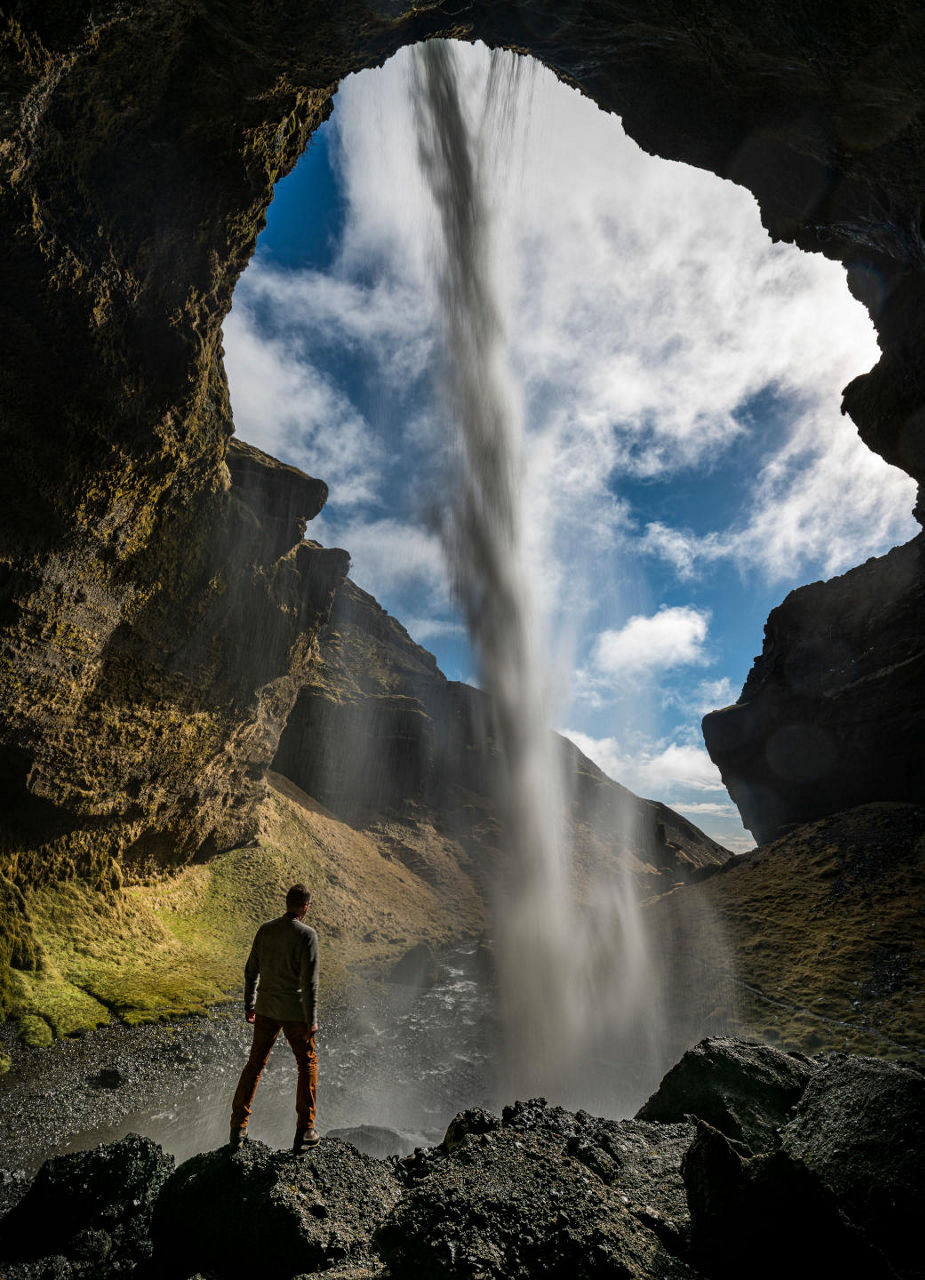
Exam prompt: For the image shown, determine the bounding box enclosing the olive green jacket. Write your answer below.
[244,913,319,1025]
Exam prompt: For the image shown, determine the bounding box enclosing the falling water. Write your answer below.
[412,41,571,1096]
[411,40,663,1103]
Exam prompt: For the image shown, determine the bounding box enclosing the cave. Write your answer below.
[1,2,923,1047]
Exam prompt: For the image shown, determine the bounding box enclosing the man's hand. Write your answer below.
[246,1010,256,1024]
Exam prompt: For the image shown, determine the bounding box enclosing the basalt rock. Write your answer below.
[150,1137,401,1279]
[0,1133,173,1277]
[636,1036,819,1155]
[703,534,925,844]
[782,1055,925,1277]
[273,576,731,893]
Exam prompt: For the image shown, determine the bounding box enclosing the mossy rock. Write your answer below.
[17,1013,53,1048]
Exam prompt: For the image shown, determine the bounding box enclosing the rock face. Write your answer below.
[151,1137,402,1278]
[2,1039,923,1280]
[0,1133,173,1277]
[635,1036,819,1155]
[2,2,925,999]
[703,534,925,843]
[274,575,731,894]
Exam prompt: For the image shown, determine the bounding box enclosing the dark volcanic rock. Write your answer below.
[682,1122,896,1280]
[703,534,925,843]
[0,1133,173,1274]
[782,1055,925,1277]
[636,1036,819,1155]
[376,1125,699,1280]
[150,1137,401,1279]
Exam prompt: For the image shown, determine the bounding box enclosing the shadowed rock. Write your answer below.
[636,1036,819,1155]
[683,1122,898,1280]
[150,1138,401,1279]
[0,1133,173,1276]
[782,1055,925,1277]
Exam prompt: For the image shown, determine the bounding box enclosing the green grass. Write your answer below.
[9,774,485,1039]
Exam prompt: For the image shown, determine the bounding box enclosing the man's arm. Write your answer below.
[299,928,319,1031]
[244,930,261,1023]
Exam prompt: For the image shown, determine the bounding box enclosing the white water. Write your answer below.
[411,41,663,1105]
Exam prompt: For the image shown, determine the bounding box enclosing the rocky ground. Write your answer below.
[0,1037,921,1280]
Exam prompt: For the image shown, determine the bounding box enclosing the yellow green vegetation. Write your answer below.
[644,802,925,1060]
[9,773,485,1044]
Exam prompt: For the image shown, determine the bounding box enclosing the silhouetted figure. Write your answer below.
[229,883,320,1154]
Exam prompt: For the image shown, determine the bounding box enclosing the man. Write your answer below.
[229,883,320,1154]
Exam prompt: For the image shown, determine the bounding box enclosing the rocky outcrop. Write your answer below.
[0,1133,173,1277]
[636,1037,819,1155]
[274,576,731,894]
[3,1038,922,1280]
[151,1137,402,1278]
[703,534,925,843]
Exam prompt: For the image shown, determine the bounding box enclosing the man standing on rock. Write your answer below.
[229,883,320,1155]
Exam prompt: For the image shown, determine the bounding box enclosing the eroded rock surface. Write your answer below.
[636,1036,819,1154]
[0,1133,173,1277]
[150,1137,401,1279]
[704,534,925,843]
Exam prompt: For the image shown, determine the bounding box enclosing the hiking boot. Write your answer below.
[293,1125,321,1154]
[229,1126,248,1150]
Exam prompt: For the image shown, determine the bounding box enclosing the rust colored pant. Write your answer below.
[230,1013,317,1132]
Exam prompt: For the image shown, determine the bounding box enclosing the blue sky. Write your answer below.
[223,43,918,852]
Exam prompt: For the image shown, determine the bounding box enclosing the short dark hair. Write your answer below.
[286,883,311,911]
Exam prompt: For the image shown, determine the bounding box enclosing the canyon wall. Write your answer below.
[1,1,924,1011]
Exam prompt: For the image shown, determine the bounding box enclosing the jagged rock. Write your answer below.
[636,1036,819,1155]
[703,535,925,843]
[782,1055,925,1277]
[0,1133,173,1275]
[376,1124,699,1279]
[150,1138,401,1279]
[682,1121,896,1280]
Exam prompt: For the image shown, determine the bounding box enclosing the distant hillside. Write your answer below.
[643,802,925,1060]
[272,566,731,898]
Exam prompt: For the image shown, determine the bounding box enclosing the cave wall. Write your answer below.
[2,0,924,1009]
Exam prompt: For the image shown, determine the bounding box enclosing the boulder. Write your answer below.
[150,1138,401,1279]
[0,1133,173,1274]
[682,1122,896,1280]
[782,1055,925,1277]
[636,1036,819,1154]
[376,1125,698,1279]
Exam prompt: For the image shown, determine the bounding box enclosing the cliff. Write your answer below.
[2,1,925,1021]
[273,571,730,897]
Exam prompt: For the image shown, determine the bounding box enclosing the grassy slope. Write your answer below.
[644,802,925,1060]
[11,772,485,1045]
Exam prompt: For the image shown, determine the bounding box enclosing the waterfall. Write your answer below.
[411,39,666,1106]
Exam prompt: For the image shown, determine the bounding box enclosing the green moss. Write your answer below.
[7,776,484,1040]
[17,1013,52,1048]
[0,1051,10,1074]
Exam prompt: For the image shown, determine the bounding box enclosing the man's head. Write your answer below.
[285,883,312,917]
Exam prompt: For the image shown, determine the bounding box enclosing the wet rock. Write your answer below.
[324,1124,414,1159]
[683,1121,897,1280]
[376,1125,699,1279]
[782,1055,925,1277]
[91,1067,124,1089]
[386,942,440,990]
[636,1036,819,1154]
[150,1137,401,1279]
[0,1133,173,1274]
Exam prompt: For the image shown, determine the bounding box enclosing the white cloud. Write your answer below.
[563,729,726,798]
[592,606,711,679]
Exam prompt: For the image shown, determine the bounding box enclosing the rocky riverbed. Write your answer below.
[0,1037,921,1280]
